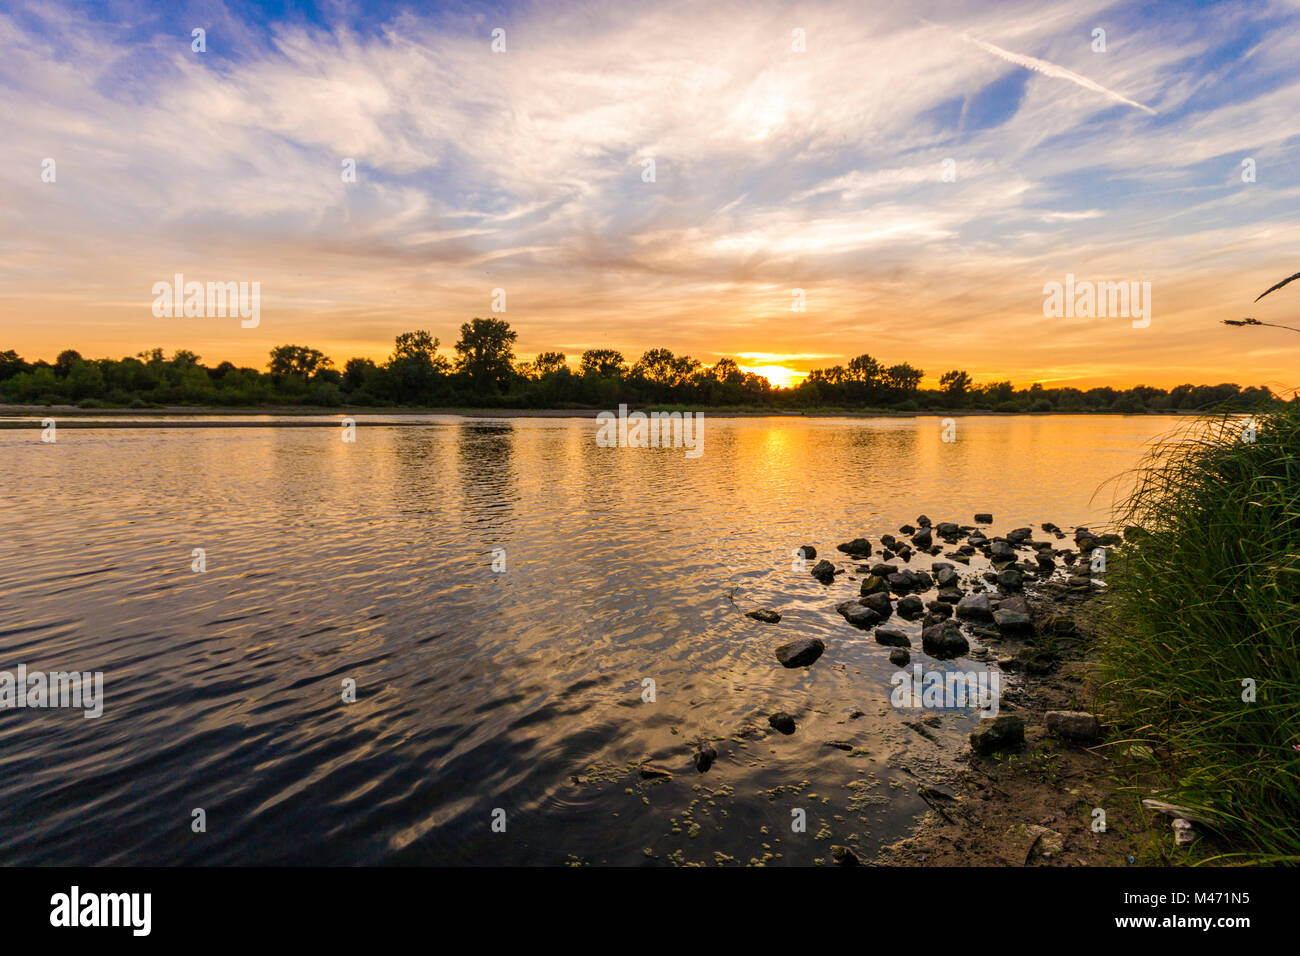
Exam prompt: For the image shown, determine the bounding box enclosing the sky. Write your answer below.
[2,0,1300,389]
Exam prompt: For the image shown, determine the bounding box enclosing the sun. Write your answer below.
[739,364,805,389]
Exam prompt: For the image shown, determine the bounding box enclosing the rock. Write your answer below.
[1007,527,1034,544]
[1041,522,1060,533]
[859,574,890,596]
[1045,710,1102,742]
[896,595,925,620]
[889,648,910,666]
[830,845,860,866]
[911,527,933,548]
[974,513,993,524]
[935,587,963,603]
[775,638,825,668]
[693,742,717,773]
[993,608,1033,634]
[810,560,836,584]
[824,740,853,751]
[970,716,1025,754]
[921,620,969,659]
[935,521,961,537]
[1173,818,1198,846]
[1007,823,1065,859]
[887,572,915,594]
[837,537,872,557]
[839,602,883,630]
[935,566,960,588]
[874,627,911,648]
[925,600,953,618]
[798,544,817,559]
[899,524,916,535]
[879,534,897,548]
[955,593,994,622]
[916,514,932,527]
[996,568,1024,591]
[860,591,893,619]
[989,540,1016,561]
[968,533,988,548]
[869,563,898,578]
[768,712,797,735]
[640,765,673,779]
[746,608,781,624]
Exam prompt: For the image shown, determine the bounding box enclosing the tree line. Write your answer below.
[0,317,1278,412]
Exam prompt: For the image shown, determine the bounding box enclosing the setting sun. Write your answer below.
[739,364,806,388]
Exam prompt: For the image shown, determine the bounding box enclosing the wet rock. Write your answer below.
[1045,710,1101,742]
[768,712,797,735]
[911,526,933,548]
[974,513,993,524]
[775,638,825,668]
[970,716,1025,754]
[935,566,960,589]
[921,620,969,659]
[899,524,916,535]
[837,537,873,557]
[830,845,861,866]
[693,742,717,773]
[798,544,817,559]
[746,608,782,624]
[839,602,883,630]
[925,600,953,618]
[896,595,925,620]
[935,587,964,604]
[1007,527,1034,544]
[869,563,898,577]
[810,560,837,584]
[860,574,890,596]
[989,540,1016,561]
[968,533,989,548]
[889,648,910,666]
[916,514,932,528]
[955,593,994,622]
[935,521,961,538]
[874,627,911,648]
[860,591,893,619]
[1041,522,1060,534]
[880,534,897,549]
[997,568,1024,591]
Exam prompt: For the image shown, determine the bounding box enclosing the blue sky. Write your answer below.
[3,0,1300,387]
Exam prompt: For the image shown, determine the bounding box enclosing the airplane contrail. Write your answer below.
[932,22,1156,115]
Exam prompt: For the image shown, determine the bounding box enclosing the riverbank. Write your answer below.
[873,584,1187,866]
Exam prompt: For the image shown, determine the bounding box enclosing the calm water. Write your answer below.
[0,414,1180,865]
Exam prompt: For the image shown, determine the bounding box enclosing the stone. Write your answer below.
[921,620,969,659]
[896,595,925,619]
[1007,527,1034,544]
[955,593,994,622]
[874,627,911,648]
[993,608,1033,634]
[888,648,910,666]
[974,513,993,524]
[693,742,717,773]
[860,591,893,619]
[837,537,872,557]
[1045,710,1101,741]
[911,526,932,548]
[830,845,860,866]
[970,716,1025,754]
[746,608,781,624]
[798,544,817,559]
[810,559,836,584]
[775,638,825,668]
[839,602,882,630]
[860,574,889,596]
[768,712,797,735]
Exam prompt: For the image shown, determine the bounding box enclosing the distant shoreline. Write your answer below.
[0,403,1204,428]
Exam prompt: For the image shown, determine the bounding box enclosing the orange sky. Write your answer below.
[3,1,1300,392]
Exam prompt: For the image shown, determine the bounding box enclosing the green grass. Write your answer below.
[1097,400,1300,863]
